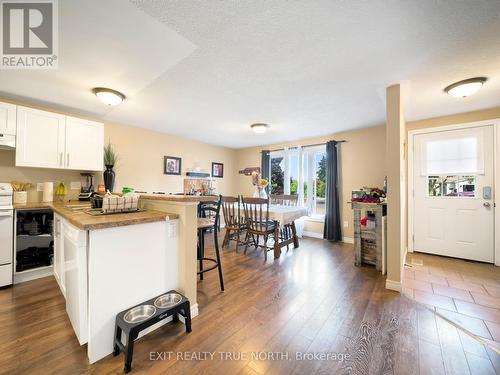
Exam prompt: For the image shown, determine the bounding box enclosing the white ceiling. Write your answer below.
[1,1,500,148]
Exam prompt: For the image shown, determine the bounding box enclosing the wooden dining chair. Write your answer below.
[282,194,299,206]
[220,195,246,251]
[241,196,276,261]
[270,194,284,205]
[281,194,299,250]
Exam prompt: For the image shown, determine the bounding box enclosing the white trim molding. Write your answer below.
[303,231,323,239]
[191,303,199,318]
[385,279,402,292]
[407,118,500,266]
[343,236,354,244]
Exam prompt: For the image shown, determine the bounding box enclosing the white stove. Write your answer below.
[0,183,13,286]
[0,183,13,209]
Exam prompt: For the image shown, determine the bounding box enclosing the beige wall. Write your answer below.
[0,98,238,200]
[235,126,387,238]
[104,122,237,195]
[0,150,83,201]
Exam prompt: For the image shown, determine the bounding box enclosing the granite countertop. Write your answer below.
[13,202,53,210]
[14,201,178,230]
[139,194,218,202]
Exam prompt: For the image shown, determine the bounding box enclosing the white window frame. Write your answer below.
[269,145,326,218]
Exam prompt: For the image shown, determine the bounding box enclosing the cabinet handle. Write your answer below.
[67,153,69,166]
[59,152,63,166]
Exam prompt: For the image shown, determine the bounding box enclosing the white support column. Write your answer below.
[386,84,406,292]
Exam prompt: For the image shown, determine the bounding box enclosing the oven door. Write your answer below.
[0,195,12,208]
[0,209,13,265]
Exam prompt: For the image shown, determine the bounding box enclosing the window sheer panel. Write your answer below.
[420,129,485,176]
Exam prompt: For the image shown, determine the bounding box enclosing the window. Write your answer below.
[427,175,476,198]
[270,154,284,195]
[269,145,326,217]
[420,130,485,176]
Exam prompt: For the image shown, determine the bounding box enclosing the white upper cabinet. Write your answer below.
[16,106,66,169]
[15,106,104,171]
[65,116,104,171]
[0,101,16,136]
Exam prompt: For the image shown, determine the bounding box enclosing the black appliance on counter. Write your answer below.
[79,173,95,200]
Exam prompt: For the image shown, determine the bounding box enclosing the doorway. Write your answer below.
[409,123,495,263]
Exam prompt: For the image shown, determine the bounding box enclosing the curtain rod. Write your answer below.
[261,140,346,153]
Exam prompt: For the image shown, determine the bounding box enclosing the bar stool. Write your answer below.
[197,197,224,291]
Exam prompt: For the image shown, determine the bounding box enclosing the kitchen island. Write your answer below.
[15,202,180,364]
[138,194,216,320]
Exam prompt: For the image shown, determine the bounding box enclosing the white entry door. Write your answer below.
[413,125,494,263]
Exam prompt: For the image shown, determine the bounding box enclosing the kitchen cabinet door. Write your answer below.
[0,101,16,136]
[65,116,104,171]
[53,214,65,296]
[16,106,66,168]
[63,220,88,345]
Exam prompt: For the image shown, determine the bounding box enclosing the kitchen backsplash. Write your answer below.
[0,150,102,202]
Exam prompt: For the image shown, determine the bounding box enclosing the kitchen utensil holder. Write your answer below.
[13,191,27,204]
[113,290,191,373]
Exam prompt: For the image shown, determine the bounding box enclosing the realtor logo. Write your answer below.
[1,0,58,69]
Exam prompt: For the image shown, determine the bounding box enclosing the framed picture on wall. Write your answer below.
[164,156,182,175]
[212,162,224,178]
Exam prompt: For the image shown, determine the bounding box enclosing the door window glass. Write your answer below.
[427,175,476,198]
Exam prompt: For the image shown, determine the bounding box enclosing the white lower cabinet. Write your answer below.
[53,214,65,296]
[62,219,88,345]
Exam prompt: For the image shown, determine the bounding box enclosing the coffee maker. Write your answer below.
[79,173,94,201]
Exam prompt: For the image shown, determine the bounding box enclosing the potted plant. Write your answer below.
[103,142,118,192]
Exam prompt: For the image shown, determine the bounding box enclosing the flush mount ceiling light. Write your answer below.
[444,77,487,98]
[250,123,268,134]
[92,87,126,106]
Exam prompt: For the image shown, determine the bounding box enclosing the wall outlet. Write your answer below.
[37,183,44,192]
[343,221,349,228]
[70,181,81,190]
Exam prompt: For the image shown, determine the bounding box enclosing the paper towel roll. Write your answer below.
[42,182,54,203]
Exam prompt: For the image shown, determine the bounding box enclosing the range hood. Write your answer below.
[0,134,15,150]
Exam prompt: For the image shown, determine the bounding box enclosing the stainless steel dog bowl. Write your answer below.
[154,293,182,309]
[123,305,156,324]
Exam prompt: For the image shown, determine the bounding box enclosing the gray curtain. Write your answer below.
[261,150,270,193]
[323,140,342,241]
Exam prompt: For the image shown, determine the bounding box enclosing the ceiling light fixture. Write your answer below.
[444,77,487,98]
[250,123,268,134]
[92,87,126,106]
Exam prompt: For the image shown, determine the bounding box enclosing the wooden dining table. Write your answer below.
[267,205,308,258]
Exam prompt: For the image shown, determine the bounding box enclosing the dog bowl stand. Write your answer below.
[113,290,191,373]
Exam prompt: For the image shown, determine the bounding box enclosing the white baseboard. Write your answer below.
[302,232,354,244]
[191,303,199,318]
[303,231,323,239]
[385,279,402,292]
[343,236,354,244]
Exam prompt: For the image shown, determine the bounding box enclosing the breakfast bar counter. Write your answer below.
[15,201,178,230]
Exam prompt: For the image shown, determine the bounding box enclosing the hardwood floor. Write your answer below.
[0,234,498,375]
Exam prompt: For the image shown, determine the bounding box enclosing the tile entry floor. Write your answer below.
[403,252,500,349]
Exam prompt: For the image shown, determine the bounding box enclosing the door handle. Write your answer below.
[0,210,13,217]
[59,152,63,166]
[66,153,69,166]
[483,202,491,208]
